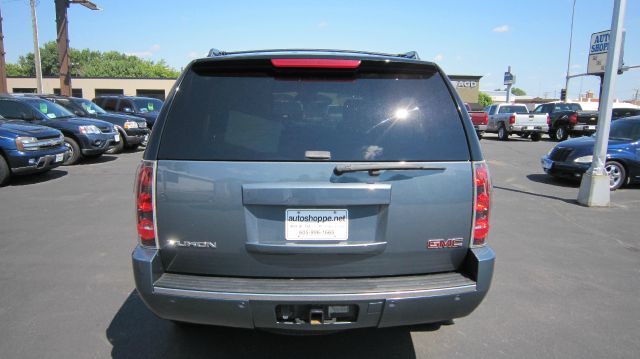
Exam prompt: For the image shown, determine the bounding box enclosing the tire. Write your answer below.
[553,126,569,141]
[497,125,509,141]
[63,137,82,165]
[519,133,530,139]
[530,132,542,142]
[126,144,140,150]
[605,161,627,190]
[106,130,125,154]
[0,155,10,187]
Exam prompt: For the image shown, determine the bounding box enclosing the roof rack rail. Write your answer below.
[206,48,422,60]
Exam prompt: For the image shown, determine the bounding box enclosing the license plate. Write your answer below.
[55,153,64,163]
[114,134,120,142]
[144,134,149,142]
[542,158,553,170]
[285,209,348,241]
[526,126,534,130]
[584,125,595,130]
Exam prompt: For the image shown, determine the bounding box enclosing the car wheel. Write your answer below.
[0,155,10,187]
[106,130,125,154]
[497,125,509,141]
[530,132,542,142]
[554,126,569,141]
[605,161,627,190]
[519,133,530,139]
[63,137,82,165]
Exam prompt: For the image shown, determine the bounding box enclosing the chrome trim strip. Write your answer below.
[153,284,476,301]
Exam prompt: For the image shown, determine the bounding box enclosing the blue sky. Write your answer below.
[2,0,639,100]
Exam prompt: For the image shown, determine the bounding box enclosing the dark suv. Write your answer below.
[0,96,118,165]
[133,50,495,333]
[36,94,149,154]
[93,95,163,129]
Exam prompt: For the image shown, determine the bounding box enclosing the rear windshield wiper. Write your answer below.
[334,163,446,176]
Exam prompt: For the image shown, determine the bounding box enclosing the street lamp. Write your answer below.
[564,0,577,102]
[55,0,100,97]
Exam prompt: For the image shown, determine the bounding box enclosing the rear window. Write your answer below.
[498,105,528,114]
[158,63,470,161]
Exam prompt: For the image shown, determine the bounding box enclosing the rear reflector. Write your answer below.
[135,160,156,247]
[271,58,361,69]
[568,113,578,124]
[472,162,491,247]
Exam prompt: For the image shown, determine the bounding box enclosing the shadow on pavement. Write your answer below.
[107,291,417,359]
[494,185,577,204]
[77,155,118,166]
[8,169,68,186]
[526,173,579,188]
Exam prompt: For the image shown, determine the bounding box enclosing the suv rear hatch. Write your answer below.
[152,57,475,278]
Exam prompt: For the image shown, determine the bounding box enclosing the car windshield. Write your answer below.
[133,98,163,113]
[553,103,582,112]
[74,98,107,115]
[24,98,74,119]
[609,120,640,141]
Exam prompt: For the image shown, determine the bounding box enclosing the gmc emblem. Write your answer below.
[427,238,464,249]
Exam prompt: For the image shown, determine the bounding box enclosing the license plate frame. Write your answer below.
[285,209,349,241]
[55,153,64,163]
[114,134,120,142]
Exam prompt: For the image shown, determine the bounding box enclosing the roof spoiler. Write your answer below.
[207,48,421,60]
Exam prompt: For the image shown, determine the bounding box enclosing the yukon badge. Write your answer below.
[427,238,463,249]
[168,240,217,248]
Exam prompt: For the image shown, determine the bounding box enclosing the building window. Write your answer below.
[94,89,124,97]
[136,89,165,100]
[12,88,37,94]
[53,88,83,98]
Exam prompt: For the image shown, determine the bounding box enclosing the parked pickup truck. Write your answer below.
[0,116,68,186]
[486,103,548,141]
[465,103,488,139]
[532,102,598,141]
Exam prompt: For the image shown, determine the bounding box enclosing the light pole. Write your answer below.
[564,0,577,101]
[30,0,43,93]
[577,0,627,206]
[54,0,100,96]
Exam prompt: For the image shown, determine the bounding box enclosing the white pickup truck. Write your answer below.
[485,103,549,141]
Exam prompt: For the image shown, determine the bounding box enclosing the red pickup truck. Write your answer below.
[465,103,488,139]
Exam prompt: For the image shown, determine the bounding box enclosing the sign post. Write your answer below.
[577,0,626,207]
[504,66,514,103]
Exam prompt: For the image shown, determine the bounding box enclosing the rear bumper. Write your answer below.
[509,124,548,133]
[474,124,487,132]
[132,245,495,331]
[569,124,597,135]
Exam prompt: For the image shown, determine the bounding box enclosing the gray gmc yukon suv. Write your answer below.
[133,49,495,333]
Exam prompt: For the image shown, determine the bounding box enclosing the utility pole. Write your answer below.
[564,0,577,101]
[577,0,626,207]
[54,0,101,97]
[30,0,43,93]
[0,6,7,94]
[55,0,71,96]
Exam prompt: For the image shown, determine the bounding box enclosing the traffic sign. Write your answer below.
[503,72,515,85]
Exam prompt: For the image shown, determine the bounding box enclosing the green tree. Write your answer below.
[478,92,493,107]
[6,41,180,78]
[511,87,527,96]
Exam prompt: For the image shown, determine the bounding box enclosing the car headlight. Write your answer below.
[78,125,101,134]
[124,121,138,129]
[574,155,593,163]
[15,137,38,151]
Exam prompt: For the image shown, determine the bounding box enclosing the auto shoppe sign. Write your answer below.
[588,30,624,75]
[453,80,477,88]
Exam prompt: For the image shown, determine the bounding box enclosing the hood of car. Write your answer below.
[555,135,632,159]
[96,113,145,124]
[135,111,158,120]
[54,117,114,128]
[0,120,61,138]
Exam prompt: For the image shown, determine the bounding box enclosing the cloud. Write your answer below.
[492,25,509,33]
[317,21,329,28]
[434,54,444,61]
[126,44,161,58]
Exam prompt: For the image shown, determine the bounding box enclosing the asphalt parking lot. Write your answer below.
[0,136,639,359]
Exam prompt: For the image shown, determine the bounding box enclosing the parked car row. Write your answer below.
[0,94,162,186]
[466,101,639,142]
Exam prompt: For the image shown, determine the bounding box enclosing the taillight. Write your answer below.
[135,160,156,247]
[483,113,489,125]
[472,162,491,247]
[509,114,516,124]
[547,114,550,125]
[568,113,578,124]
[271,58,361,69]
